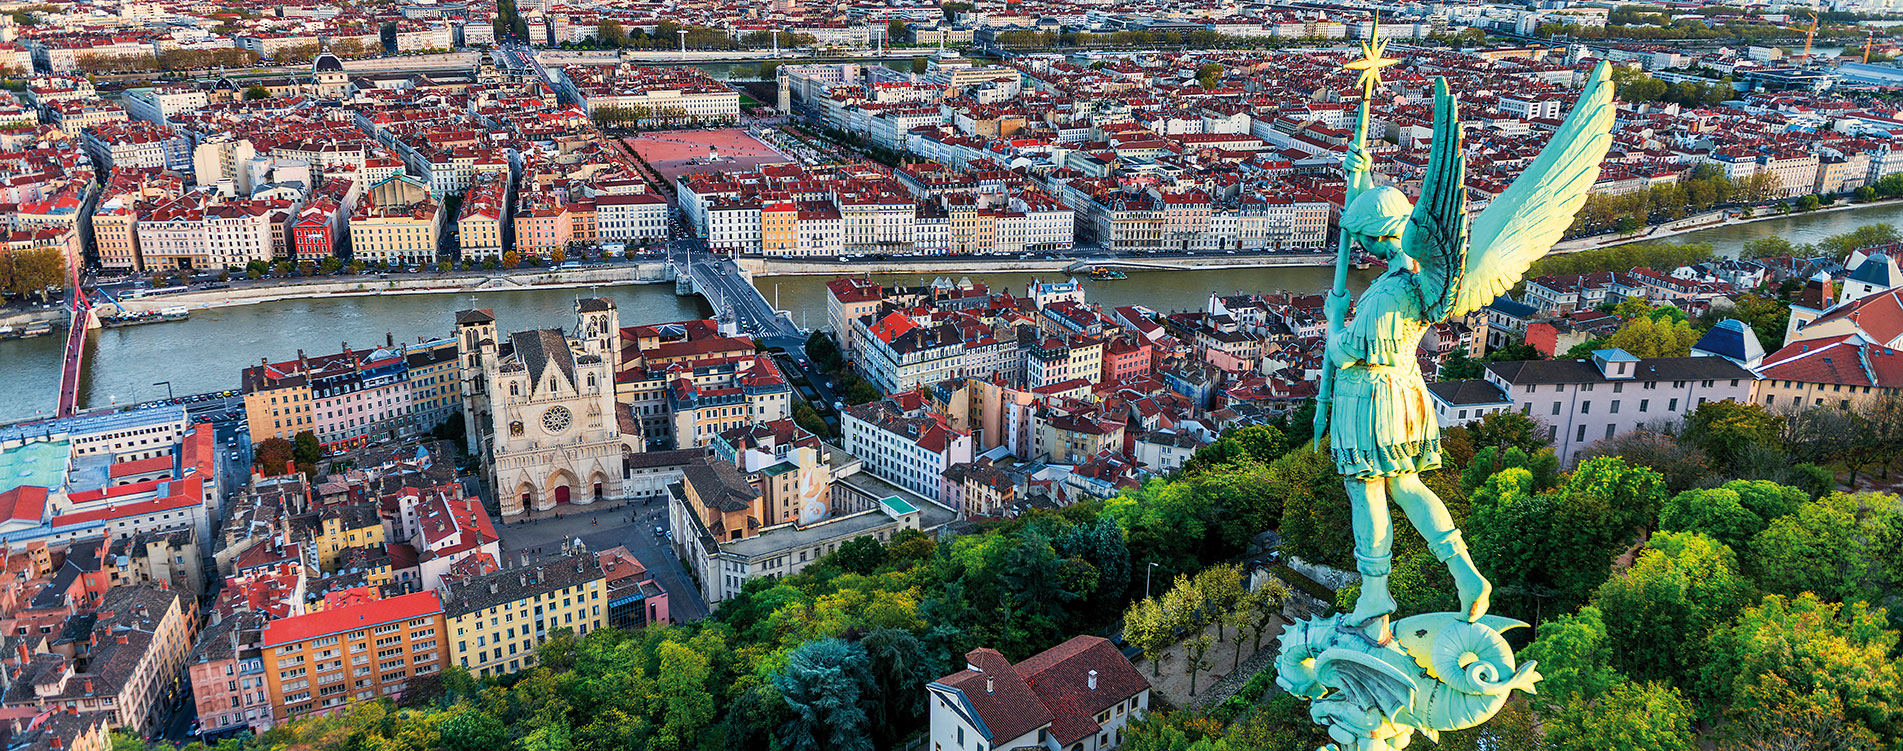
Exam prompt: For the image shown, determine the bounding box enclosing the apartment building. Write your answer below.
[457,173,509,261]
[349,175,441,266]
[1754,333,1903,411]
[667,453,945,604]
[825,278,886,357]
[0,586,193,734]
[188,611,273,734]
[259,591,447,724]
[241,338,460,450]
[595,193,668,243]
[439,553,606,678]
[842,401,973,505]
[1483,348,1755,463]
[928,637,1151,751]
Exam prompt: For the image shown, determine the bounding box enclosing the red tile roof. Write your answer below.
[259,590,440,648]
[1758,334,1903,388]
[934,636,1149,746]
[0,487,46,524]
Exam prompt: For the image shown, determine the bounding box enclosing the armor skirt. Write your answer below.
[1330,363,1442,479]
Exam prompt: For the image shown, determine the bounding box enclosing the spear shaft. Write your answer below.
[1313,34,1385,445]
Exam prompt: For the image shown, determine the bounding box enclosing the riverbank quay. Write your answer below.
[107,262,675,314]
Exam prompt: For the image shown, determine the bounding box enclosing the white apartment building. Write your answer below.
[120,86,210,125]
[841,401,973,505]
[1483,348,1755,464]
[703,200,761,253]
[596,193,669,242]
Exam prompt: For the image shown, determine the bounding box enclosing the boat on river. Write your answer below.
[1087,266,1128,280]
[99,307,190,329]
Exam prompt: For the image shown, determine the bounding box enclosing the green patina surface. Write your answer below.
[0,440,68,495]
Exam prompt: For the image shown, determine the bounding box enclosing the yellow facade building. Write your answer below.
[438,552,606,678]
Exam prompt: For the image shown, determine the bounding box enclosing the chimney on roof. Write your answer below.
[985,675,994,694]
[1088,669,1098,691]
[82,678,92,694]
[14,644,26,663]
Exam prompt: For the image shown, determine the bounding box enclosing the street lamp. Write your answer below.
[1144,561,1160,600]
[154,381,173,401]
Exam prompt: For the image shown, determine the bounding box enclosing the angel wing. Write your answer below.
[1403,76,1470,322]
[1415,60,1620,321]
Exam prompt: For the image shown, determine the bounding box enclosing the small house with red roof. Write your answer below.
[927,636,1151,751]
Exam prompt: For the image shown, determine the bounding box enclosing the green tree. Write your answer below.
[1604,314,1698,358]
[244,85,270,100]
[775,638,875,751]
[1123,597,1170,677]
[1180,423,1287,474]
[1744,491,1902,607]
[830,536,885,575]
[1460,411,1550,454]
[502,249,521,269]
[1568,455,1670,535]
[654,640,715,749]
[1546,682,1697,751]
[1591,531,1756,686]
[1518,605,1620,709]
[1816,223,1900,260]
[1741,235,1795,260]
[292,430,323,465]
[0,247,64,299]
[439,706,508,751]
[1195,63,1224,88]
[1439,348,1482,379]
[1271,448,1354,569]
[1683,400,1783,468]
[1192,563,1245,642]
[860,628,941,747]
[887,19,907,43]
[911,56,928,74]
[1468,467,1634,621]
[1459,445,1559,496]
[1182,632,1215,696]
[1576,429,1715,494]
[1658,487,1765,551]
[1703,592,1903,741]
[108,730,147,751]
[598,20,628,47]
[1235,578,1289,656]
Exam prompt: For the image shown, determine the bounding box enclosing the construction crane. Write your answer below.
[1802,12,1819,64]
[1867,27,1878,64]
[91,286,128,317]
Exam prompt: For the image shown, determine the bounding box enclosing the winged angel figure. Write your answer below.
[1323,61,1617,643]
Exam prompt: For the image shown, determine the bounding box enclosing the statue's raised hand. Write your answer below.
[1342,144,1370,178]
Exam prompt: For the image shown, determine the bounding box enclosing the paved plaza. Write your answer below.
[626,128,792,184]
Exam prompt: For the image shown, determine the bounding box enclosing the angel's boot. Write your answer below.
[1430,530,1491,622]
[1346,552,1396,645]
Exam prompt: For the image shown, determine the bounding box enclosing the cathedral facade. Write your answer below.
[457,299,640,517]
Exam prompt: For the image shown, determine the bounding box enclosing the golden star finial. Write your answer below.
[1343,14,1398,93]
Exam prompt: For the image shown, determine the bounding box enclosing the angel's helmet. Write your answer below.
[1342,186,1411,261]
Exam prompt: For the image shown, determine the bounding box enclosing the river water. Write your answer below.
[6,201,1903,424]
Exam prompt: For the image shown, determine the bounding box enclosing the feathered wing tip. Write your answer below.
[1404,76,1470,320]
[1429,59,1619,320]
